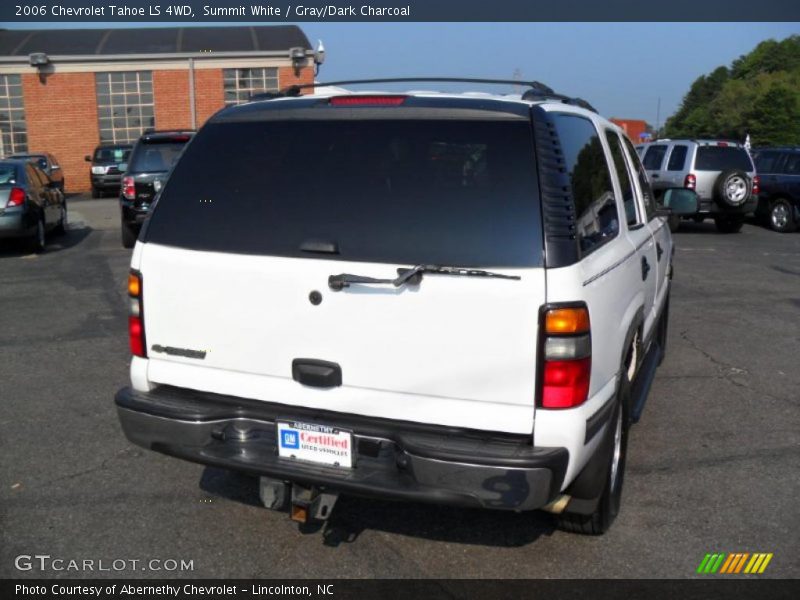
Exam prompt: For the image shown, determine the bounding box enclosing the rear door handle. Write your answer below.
[651,174,660,178]
[641,256,651,280]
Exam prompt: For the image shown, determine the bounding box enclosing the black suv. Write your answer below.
[86,144,132,198]
[120,131,194,248]
[752,147,800,233]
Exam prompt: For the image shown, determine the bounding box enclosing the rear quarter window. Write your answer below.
[145,118,543,268]
[642,145,668,170]
[551,114,619,256]
[667,145,688,171]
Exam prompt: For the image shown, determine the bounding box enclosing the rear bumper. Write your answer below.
[91,174,122,190]
[697,196,757,216]
[115,386,568,511]
[120,202,149,226]
[0,209,33,239]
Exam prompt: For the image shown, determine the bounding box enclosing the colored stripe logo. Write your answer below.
[697,553,773,574]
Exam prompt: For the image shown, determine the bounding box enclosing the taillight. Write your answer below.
[684,173,696,190]
[540,305,591,409]
[128,271,146,357]
[329,95,406,106]
[752,175,760,196]
[6,187,25,207]
[122,176,135,200]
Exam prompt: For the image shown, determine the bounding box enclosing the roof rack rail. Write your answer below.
[248,77,597,112]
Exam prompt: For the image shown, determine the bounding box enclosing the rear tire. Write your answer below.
[557,372,631,535]
[27,215,46,254]
[714,217,744,234]
[768,198,796,233]
[54,202,67,236]
[121,220,137,248]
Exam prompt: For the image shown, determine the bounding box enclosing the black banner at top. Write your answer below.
[2,0,800,22]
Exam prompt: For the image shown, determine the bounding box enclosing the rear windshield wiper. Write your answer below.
[328,264,521,291]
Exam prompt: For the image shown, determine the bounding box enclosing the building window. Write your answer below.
[95,71,155,144]
[0,74,27,155]
[223,68,279,105]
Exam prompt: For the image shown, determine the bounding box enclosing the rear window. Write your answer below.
[0,164,19,185]
[694,146,752,171]
[94,147,131,163]
[128,140,187,173]
[14,155,47,170]
[145,119,542,267]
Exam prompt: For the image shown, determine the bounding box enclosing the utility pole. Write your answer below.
[655,97,661,139]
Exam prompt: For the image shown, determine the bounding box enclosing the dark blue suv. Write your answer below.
[753,147,800,233]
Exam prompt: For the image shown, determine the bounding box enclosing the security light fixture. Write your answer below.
[29,53,49,67]
[289,47,307,77]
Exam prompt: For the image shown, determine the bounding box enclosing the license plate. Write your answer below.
[276,421,353,468]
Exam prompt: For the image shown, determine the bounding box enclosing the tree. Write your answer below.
[664,35,800,146]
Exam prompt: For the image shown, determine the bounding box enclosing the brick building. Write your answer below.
[610,118,651,145]
[0,26,317,192]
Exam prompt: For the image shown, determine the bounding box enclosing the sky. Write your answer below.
[7,22,800,123]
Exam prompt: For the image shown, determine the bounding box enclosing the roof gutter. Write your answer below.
[0,49,315,64]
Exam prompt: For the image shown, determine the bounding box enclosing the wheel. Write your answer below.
[768,198,796,233]
[713,170,750,208]
[121,220,137,248]
[667,214,680,233]
[27,214,46,253]
[714,217,744,234]
[91,187,101,199]
[557,370,631,535]
[54,202,67,235]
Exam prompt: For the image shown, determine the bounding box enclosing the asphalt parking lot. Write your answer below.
[1,195,798,579]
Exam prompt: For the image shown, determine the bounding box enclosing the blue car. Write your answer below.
[0,159,67,252]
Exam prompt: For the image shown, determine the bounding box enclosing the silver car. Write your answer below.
[638,139,758,233]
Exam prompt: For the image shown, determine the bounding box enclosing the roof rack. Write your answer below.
[249,77,597,112]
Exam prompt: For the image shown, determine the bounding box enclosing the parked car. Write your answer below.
[0,158,67,252]
[638,139,758,233]
[114,82,698,535]
[8,152,64,193]
[119,130,194,248]
[85,144,132,198]
[752,147,800,233]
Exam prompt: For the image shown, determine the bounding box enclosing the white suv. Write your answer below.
[115,81,697,534]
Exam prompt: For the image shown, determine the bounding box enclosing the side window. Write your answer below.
[754,151,780,174]
[667,145,688,171]
[605,130,638,227]
[622,137,657,221]
[782,153,800,175]
[642,144,668,170]
[552,114,619,256]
